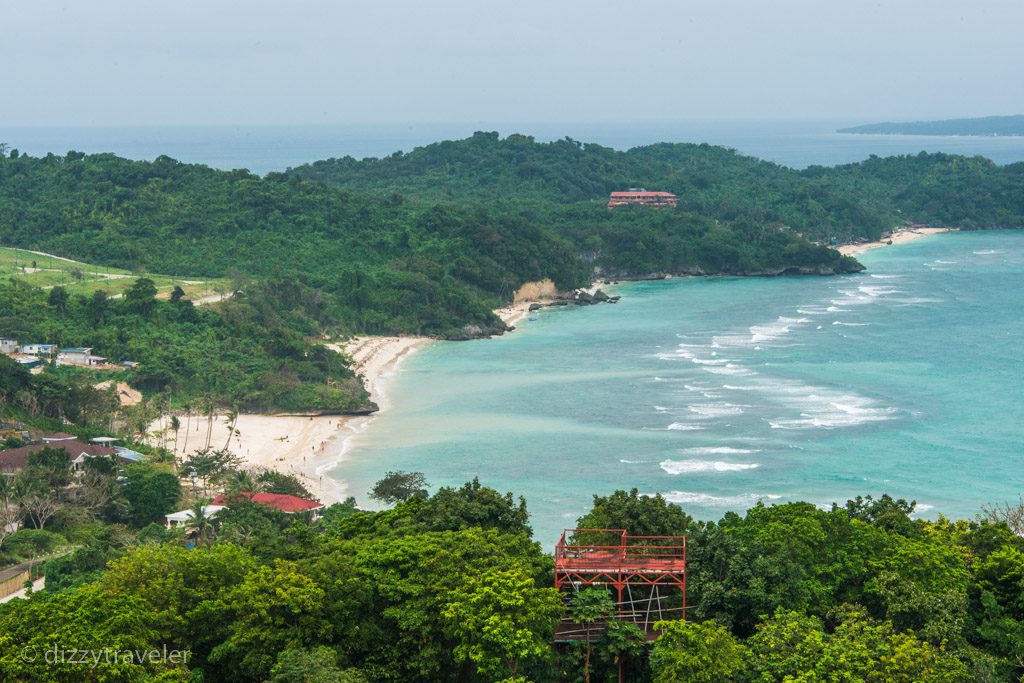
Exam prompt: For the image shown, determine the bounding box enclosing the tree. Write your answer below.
[170,415,181,455]
[86,289,109,324]
[0,583,189,681]
[186,501,219,547]
[47,285,68,312]
[76,456,126,520]
[123,463,182,526]
[441,566,562,680]
[256,469,312,498]
[270,647,367,683]
[207,560,328,681]
[569,588,616,683]
[576,488,693,539]
[0,475,22,548]
[24,446,73,489]
[412,477,531,535]
[981,497,1024,537]
[124,277,158,316]
[745,607,969,682]
[15,477,63,530]
[650,620,746,683]
[369,470,428,505]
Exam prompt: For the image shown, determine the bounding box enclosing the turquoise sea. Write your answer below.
[334,231,1024,544]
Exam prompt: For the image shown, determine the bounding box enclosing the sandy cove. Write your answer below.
[152,335,431,504]
[152,278,601,504]
[838,227,955,256]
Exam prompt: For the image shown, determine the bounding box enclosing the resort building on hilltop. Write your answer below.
[607,189,679,208]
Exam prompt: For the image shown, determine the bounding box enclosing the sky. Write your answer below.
[2,0,1023,126]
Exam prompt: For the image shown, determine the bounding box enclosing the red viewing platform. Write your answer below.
[554,529,687,641]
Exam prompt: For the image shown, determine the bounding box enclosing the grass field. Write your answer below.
[0,247,229,300]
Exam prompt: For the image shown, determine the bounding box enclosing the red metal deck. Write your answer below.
[554,529,687,628]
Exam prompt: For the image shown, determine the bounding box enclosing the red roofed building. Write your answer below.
[608,189,679,208]
[211,492,324,516]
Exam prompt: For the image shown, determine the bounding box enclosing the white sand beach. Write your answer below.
[151,278,595,503]
[838,227,954,256]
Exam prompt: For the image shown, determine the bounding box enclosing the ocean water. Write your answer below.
[4,121,1024,173]
[333,231,1024,544]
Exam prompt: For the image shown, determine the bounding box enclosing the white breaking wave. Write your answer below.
[711,315,811,348]
[892,297,943,305]
[658,491,782,507]
[857,285,899,297]
[680,446,760,455]
[869,274,901,279]
[661,346,731,365]
[703,364,756,376]
[973,250,1001,255]
[768,400,898,430]
[667,422,705,431]
[620,458,647,464]
[659,459,761,475]
[654,405,668,412]
[688,403,747,417]
[832,321,869,326]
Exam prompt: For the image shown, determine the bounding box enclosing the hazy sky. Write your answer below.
[3,1,1022,126]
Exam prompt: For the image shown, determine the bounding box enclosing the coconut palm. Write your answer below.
[187,502,218,547]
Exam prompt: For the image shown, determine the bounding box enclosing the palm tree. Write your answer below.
[203,396,215,450]
[170,415,181,455]
[181,403,193,455]
[221,409,239,451]
[187,502,218,547]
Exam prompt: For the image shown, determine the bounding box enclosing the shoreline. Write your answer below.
[837,227,955,256]
[152,278,607,504]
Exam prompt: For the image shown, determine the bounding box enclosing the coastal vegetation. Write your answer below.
[0,481,1022,681]
[839,115,1024,137]
[0,280,373,414]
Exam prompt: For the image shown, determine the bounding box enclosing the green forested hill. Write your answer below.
[289,131,1024,238]
[0,147,861,337]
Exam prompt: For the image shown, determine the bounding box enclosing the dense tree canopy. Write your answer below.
[0,484,1021,681]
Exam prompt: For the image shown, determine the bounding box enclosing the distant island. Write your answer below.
[838,114,1024,136]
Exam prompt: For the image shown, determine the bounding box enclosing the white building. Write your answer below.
[57,347,107,367]
[164,505,227,529]
[20,344,56,357]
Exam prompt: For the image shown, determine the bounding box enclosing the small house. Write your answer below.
[0,339,17,354]
[19,344,56,357]
[58,347,107,367]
